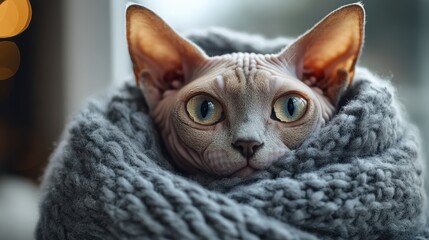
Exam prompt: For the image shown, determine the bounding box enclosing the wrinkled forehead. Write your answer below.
[217,52,295,77]
[192,52,297,95]
[217,68,274,98]
[222,52,271,77]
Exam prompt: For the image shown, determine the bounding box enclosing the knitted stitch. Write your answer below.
[36,28,428,240]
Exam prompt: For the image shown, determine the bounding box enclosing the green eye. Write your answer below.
[272,93,308,123]
[186,95,224,125]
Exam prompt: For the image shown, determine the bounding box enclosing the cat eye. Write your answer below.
[271,93,308,123]
[186,95,224,125]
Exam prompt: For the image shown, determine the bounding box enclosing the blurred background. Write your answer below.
[0,0,428,239]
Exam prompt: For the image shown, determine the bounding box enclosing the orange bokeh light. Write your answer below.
[0,0,32,38]
[0,41,20,80]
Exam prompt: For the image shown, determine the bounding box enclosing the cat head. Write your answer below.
[126,3,365,177]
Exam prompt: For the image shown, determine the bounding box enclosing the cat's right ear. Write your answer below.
[277,3,364,105]
[126,5,208,110]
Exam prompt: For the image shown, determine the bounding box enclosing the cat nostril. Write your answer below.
[232,140,263,158]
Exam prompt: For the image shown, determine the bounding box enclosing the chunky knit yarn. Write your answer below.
[36,28,428,240]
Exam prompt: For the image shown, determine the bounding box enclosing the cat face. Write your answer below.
[126,4,364,176]
[160,55,333,176]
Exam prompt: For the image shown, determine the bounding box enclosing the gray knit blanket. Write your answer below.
[37,29,428,240]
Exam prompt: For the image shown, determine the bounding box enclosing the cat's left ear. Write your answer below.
[126,5,208,110]
[278,3,365,105]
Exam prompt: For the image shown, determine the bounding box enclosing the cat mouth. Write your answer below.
[230,166,257,177]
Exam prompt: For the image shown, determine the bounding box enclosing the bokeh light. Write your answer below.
[0,41,19,80]
[0,0,32,38]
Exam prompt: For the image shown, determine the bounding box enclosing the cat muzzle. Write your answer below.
[232,140,263,158]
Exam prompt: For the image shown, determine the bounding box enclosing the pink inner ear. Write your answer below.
[129,16,207,85]
[164,70,184,88]
[277,3,364,104]
[126,5,209,110]
[302,31,361,87]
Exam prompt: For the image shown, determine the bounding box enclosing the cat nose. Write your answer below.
[232,140,263,158]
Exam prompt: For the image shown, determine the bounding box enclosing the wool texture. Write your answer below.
[36,28,428,240]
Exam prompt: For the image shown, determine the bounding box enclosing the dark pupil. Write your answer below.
[287,98,295,116]
[200,100,209,118]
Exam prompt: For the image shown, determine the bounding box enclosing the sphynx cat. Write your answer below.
[126,3,364,177]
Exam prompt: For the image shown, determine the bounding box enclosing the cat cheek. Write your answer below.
[270,148,289,162]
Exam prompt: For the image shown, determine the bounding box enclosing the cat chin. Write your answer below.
[229,166,257,177]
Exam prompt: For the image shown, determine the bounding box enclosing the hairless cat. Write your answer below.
[126,3,364,177]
